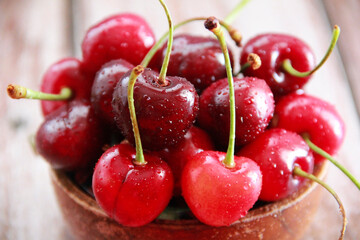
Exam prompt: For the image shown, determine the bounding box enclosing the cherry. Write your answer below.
[155,126,214,196]
[35,100,105,171]
[81,13,156,75]
[91,59,134,126]
[238,128,314,201]
[181,17,262,227]
[153,34,234,92]
[272,91,345,163]
[198,76,274,148]
[92,142,173,227]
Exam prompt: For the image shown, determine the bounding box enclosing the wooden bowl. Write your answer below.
[51,162,327,240]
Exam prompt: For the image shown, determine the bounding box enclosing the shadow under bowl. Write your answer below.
[51,162,327,240]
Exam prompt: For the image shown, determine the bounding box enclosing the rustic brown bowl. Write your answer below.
[51,162,327,240]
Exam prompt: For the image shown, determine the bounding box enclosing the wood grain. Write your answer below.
[1,0,359,239]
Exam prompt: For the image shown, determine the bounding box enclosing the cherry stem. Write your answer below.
[7,84,72,101]
[238,53,262,75]
[205,17,236,169]
[127,65,146,165]
[282,25,340,78]
[140,17,242,69]
[157,0,173,86]
[224,0,252,24]
[293,166,347,240]
[303,135,360,191]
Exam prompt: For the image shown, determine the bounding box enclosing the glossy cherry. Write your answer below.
[153,34,234,92]
[181,151,262,226]
[272,92,345,163]
[238,128,314,201]
[35,100,105,171]
[40,58,93,116]
[155,126,214,196]
[81,13,156,75]
[91,59,134,126]
[92,142,174,227]
[240,33,315,95]
[198,76,274,148]
[112,68,199,150]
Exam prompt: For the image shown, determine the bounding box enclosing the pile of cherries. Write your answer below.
[8,1,354,233]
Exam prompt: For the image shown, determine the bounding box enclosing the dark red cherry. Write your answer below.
[40,58,93,116]
[272,92,345,163]
[35,100,105,171]
[181,151,262,226]
[153,34,234,92]
[198,77,274,148]
[238,128,314,201]
[154,126,214,196]
[81,13,156,75]
[92,142,173,227]
[91,59,134,126]
[240,33,315,95]
[112,68,199,150]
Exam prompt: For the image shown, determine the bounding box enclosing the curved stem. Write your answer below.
[7,84,72,101]
[127,65,146,165]
[238,53,262,75]
[224,0,252,24]
[140,17,242,68]
[303,135,360,191]
[293,166,347,240]
[157,0,173,86]
[282,25,340,78]
[205,17,235,169]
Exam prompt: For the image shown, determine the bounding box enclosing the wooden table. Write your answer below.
[1,0,359,239]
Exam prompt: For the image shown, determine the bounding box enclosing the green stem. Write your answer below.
[303,135,360,191]
[7,84,72,101]
[140,17,242,68]
[205,17,235,168]
[293,166,347,239]
[282,25,340,78]
[224,0,252,24]
[127,65,146,165]
[238,53,262,75]
[157,0,173,85]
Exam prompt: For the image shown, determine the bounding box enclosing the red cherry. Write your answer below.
[240,33,315,95]
[181,151,262,226]
[92,142,173,227]
[35,100,105,171]
[198,76,274,148]
[91,59,134,126]
[272,92,345,163]
[112,68,199,150]
[155,126,214,196]
[81,13,156,75]
[153,34,234,92]
[238,128,314,201]
[40,58,93,116]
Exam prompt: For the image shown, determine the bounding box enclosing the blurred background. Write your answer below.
[1,0,359,239]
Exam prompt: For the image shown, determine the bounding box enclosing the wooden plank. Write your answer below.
[322,0,360,118]
[0,0,73,239]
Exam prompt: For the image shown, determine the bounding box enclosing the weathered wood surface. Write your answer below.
[1,0,359,239]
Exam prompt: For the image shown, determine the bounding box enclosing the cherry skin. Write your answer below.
[40,58,93,116]
[81,13,156,75]
[198,77,274,148]
[240,33,315,95]
[237,128,314,201]
[152,34,234,92]
[272,92,345,163]
[92,142,174,227]
[112,68,199,150]
[91,59,134,126]
[35,100,105,171]
[181,151,262,226]
[154,126,214,196]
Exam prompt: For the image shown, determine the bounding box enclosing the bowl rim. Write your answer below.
[51,161,328,228]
